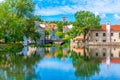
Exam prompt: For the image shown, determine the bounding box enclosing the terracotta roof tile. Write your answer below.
[102,25,120,31]
[101,58,120,64]
[75,37,84,40]
[75,48,83,50]
[92,25,120,31]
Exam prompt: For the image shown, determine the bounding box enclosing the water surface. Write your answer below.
[0,45,120,80]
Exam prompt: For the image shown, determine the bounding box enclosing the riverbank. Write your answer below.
[0,43,23,52]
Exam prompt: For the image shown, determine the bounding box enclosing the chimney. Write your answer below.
[106,22,111,42]
[106,22,110,31]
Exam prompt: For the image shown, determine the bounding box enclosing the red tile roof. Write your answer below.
[93,25,120,31]
[75,48,84,50]
[101,58,120,64]
[75,37,84,40]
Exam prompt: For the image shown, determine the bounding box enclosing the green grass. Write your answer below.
[0,43,23,53]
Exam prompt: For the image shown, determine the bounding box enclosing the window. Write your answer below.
[111,53,113,57]
[103,33,106,36]
[96,33,98,36]
[96,52,98,56]
[114,48,116,50]
[111,33,113,36]
[114,39,116,42]
[78,52,81,56]
[96,40,98,42]
[103,48,106,50]
[103,53,106,56]
[103,40,106,42]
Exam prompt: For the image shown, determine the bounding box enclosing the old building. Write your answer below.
[90,22,120,43]
[73,22,120,45]
[35,21,45,45]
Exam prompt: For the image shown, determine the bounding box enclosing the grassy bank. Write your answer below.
[0,43,23,53]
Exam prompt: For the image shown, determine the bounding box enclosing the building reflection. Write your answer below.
[71,45,120,66]
[89,46,120,66]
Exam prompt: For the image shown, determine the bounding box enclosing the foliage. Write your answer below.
[70,51,100,78]
[0,53,41,79]
[0,0,41,43]
[45,30,50,36]
[0,44,23,52]
[63,34,70,42]
[57,21,63,32]
[73,11,101,40]
[55,31,63,38]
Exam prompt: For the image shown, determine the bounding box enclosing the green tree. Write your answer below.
[0,0,41,43]
[45,30,50,39]
[74,11,101,41]
[57,21,63,32]
[55,31,63,38]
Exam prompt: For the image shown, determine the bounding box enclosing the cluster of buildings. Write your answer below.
[34,21,120,45]
[34,21,73,45]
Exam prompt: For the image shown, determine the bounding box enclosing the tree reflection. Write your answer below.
[70,48,100,78]
[0,52,41,79]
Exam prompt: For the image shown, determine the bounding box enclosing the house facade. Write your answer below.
[72,22,120,45]
[35,21,45,45]
[90,22,120,43]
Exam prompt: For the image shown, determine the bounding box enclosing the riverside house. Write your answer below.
[89,22,120,45]
[73,22,120,45]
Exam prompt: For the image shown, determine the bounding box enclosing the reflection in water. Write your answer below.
[0,46,41,80]
[89,46,120,66]
[71,45,120,79]
[0,45,120,80]
[70,46,100,78]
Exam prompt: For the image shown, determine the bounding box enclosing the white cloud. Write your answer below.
[0,0,4,3]
[36,58,74,71]
[35,0,120,16]
[34,5,75,16]
[114,14,120,20]
[94,12,99,16]
[100,14,106,19]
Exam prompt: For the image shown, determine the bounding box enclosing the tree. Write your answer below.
[55,31,63,38]
[73,11,101,41]
[0,0,41,43]
[57,21,63,32]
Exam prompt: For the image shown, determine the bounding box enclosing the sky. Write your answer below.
[33,0,120,24]
[1,0,120,24]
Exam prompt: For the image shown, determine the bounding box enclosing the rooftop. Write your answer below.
[92,25,120,31]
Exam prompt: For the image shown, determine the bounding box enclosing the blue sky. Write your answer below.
[1,0,120,24]
[33,0,120,24]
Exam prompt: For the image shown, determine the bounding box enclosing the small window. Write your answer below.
[111,33,113,36]
[103,33,106,36]
[103,53,106,56]
[96,52,98,56]
[78,52,81,56]
[103,48,106,50]
[111,53,113,57]
[103,40,106,42]
[96,33,98,36]
[114,39,116,42]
